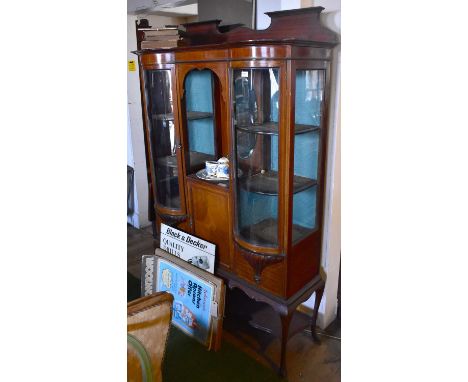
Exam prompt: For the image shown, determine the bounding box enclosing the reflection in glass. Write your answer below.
[233,68,280,248]
[184,70,217,174]
[144,69,181,209]
[292,69,325,242]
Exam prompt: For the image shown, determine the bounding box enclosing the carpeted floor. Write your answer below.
[127,272,285,382]
[127,272,142,302]
[164,326,285,382]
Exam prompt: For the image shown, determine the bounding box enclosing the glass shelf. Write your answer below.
[158,151,214,169]
[153,111,213,122]
[186,151,215,169]
[240,217,313,247]
[186,111,213,120]
[158,194,181,209]
[156,154,178,168]
[240,170,316,195]
[236,122,319,136]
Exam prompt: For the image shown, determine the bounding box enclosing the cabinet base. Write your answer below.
[217,268,325,377]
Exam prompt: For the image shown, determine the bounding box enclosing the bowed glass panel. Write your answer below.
[291,69,325,242]
[233,68,281,248]
[144,69,181,210]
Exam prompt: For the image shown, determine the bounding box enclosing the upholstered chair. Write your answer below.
[127,292,174,382]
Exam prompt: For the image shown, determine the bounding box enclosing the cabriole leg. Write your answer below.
[311,286,324,343]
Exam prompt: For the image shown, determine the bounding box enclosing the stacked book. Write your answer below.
[140,26,181,49]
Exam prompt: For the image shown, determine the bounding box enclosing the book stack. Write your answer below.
[140,27,181,49]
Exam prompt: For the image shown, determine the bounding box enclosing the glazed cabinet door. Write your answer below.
[142,66,187,220]
[290,62,329,244]
[230,61,287,255]
[181,69,217,174]
[177,62,229,179]
[286,60,331,296]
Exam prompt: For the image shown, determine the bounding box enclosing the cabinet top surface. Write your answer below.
[135,6,339,57]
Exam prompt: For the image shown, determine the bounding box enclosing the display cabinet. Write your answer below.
[135,6,339,376]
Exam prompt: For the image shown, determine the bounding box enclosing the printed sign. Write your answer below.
[141,255,156,296]
[128,60,136,71]
[160,223,216,274]
[156,258,214,345]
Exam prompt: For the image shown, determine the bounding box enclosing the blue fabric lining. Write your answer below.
[185,71,215,155]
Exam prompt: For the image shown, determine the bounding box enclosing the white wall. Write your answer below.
[127,104,140,227]
[127,105,134,168]
[321,86,340,325]
[256,0,282,29]
[127,15,149,228]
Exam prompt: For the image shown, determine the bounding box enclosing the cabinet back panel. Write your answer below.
[185,70,216,156]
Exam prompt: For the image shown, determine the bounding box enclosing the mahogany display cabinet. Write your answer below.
[135,6,339,376]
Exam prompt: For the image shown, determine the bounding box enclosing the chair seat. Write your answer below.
[127,292,174,382]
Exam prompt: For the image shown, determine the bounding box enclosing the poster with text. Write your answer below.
[160,223,216,274]
[156,258,214,346]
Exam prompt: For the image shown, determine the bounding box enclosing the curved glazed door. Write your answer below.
[230,61,286,255]
[142,67,186,218]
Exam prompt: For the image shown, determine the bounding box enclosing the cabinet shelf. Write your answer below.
[156,174,179,183]
[157,151,214,169]
[236,122,319,136]
[156,154,178,168]
[240,170,316,195]
[186,111,213,120]
[240,217,312,247]
[153,111,213,122]
[157,194,181,210]
[187,151,215,169]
